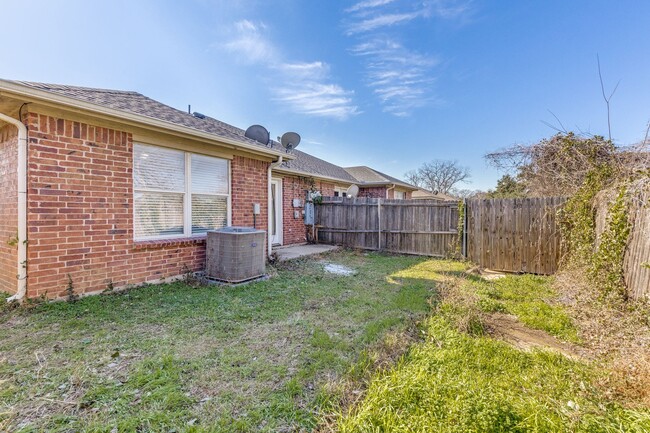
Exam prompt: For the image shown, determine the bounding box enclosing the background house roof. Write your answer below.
[4,80,281,151]
[411,188,456,201]
[278,150,357,183]
[344,166,417,190]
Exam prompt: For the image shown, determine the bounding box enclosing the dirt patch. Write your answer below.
[323,263,356,276]
[485,313,588,360]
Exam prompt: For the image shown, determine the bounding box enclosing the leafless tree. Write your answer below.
[449,188,485,199]
[404,160,470,194]
[486,132,650,197]
[597,54,620,141]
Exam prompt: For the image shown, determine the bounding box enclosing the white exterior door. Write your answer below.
[270,178,283,245]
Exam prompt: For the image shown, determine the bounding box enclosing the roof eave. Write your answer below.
[272,166,357,185]
[0,79,294,161]
[358,181,418,191]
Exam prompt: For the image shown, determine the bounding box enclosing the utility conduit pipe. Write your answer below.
[0,112,28,302]
[267,156,283,258]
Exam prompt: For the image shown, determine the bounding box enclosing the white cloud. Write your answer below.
[272,61,359,119]
[346,11,423,35]
[429,0,472,19]
[222,21,358,120]
[223,20,276,64]
[351,39,438,116]
[343,0,470,115]
[345,0,396,13]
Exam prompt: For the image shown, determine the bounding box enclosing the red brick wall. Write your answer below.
[279,175,336,245]
[25,112,269,299]
[358,187,412,199]
[0,125,18,295]
[231,155,269,230]
[359,186,386,198]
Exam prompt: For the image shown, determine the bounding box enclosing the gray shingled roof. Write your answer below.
[8,80,274,149]
[278,150,357,183]
[5,80,360,184]
[344,166,417,189]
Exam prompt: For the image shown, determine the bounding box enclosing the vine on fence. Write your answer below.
[558,165,613,265]
[455,200,465,259]
[589,188,631,298]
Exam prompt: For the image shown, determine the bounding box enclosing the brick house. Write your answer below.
[0,80,417,300]
[343,166,417,199]
[0,80,298,300]
[270,150,357,246]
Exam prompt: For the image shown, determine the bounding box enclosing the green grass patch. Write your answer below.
[0,251,435,432]
[473,274,579,342]
[336,315,650,433]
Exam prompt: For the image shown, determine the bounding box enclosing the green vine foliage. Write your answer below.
[558,164,614,265]
[589,188,631,299]
[455,200,465,258]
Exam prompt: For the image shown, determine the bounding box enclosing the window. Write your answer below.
[334,187,347,197]
[133,143,230,240]
[394,190,405,200]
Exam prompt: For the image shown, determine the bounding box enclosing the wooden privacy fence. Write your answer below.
[316,197,459,257]
[465,197,566,275]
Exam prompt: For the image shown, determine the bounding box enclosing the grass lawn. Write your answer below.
[0,251,436,432]
[334,261,650,433]
[2,251,649,432]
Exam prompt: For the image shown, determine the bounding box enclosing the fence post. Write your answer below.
[462,198,468,259]
[377,198,382,251]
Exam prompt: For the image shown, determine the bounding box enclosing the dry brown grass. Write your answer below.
[554,267,650,407]
[315,325,421,433]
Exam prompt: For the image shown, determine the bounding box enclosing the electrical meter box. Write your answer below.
[304,202,315,225]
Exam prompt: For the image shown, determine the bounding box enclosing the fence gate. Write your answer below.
[465,197,566,275]
[315,197,459,257]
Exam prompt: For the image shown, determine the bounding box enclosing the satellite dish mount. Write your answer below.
[346,185,359,198]
[280,132,301,153]
[244,125,270,146]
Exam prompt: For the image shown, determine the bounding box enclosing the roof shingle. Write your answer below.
[344,166,416,189]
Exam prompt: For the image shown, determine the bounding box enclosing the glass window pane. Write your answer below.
[192,194,228,234]
[134,144,185,191]
[134,191,184,238]
[191,154,229,195]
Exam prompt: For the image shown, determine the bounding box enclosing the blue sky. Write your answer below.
[2,0,649,190]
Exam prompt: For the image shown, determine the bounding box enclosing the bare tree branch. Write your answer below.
[597,54,619,141]
[404,160,470,194]
[547,109,568,134]
[486,132,650,197]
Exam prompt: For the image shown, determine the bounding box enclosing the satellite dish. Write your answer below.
[244,125,270,146]
[280,132,301,152]
[346,185,359,198]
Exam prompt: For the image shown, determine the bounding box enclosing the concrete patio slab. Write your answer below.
[273,244,340,261]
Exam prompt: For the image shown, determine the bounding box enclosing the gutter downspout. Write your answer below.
[267,156,283,258]
[0,113,28,302]
[386,184,395,199]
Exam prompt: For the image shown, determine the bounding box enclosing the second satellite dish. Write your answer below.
[346,185,359,198]
[244,125,270,146]
[280,132,301,152]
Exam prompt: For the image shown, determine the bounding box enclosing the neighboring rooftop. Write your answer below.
[411,188,457,201]
[344,166,417,190]
[278,150,358,183]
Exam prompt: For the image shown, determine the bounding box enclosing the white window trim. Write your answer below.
[133,144,231,241]
[334,187,347,197]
